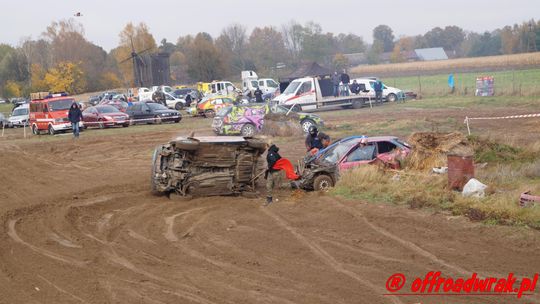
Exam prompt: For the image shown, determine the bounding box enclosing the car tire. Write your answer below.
[175,102,183,110]
[174,138,200,151]
[300,119,316,133]
[241,123,256,137]
[122,123,129,127]
[150,147,163,195]
[154,115,162,124]
[204,109,215,118]
[387,93,397,103]
[48,125,56,135]
[352,99,364,109]
[313,174,333,192]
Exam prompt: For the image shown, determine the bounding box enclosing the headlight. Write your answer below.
[103,115,112,120]
[54,118,64,123]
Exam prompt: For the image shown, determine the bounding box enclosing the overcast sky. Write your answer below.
[1,0,538,51]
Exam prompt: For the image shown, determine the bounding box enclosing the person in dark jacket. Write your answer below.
[331,72,340,97]
[265,144,282,205]
[350,79,361,94]
[152,86,167,106]
[305,126,323,152]
[340,70,350,96]
[254,87,264,103]
[374,80,383,103]
[68,103,83,138]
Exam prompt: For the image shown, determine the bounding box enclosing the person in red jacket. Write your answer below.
[265,144,300,205]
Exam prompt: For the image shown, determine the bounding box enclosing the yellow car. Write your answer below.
[188,95,235,118]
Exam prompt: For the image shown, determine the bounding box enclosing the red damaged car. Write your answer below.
[82,105,130,128]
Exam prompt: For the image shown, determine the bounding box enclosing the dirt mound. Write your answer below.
[407,132,473,170]
[262,112,303,137]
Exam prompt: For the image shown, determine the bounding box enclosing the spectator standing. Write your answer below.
[68,103,83,138]
[340,70,350,96]
[331,72,340,97]
[374,80,383,103]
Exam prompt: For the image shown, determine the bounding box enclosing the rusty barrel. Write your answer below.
[447,154,474,191]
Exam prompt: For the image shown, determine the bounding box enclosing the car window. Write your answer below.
[299,81,312,94]
[166,94,174,100]
[369,81,375,88]
[283,81,301,95]
[377,141,398,154]
[258,80,264,86]
[346,145,376,162]
[131,104,141,111]
[12,108,29,116]
[251,80,259,88]
[213,99,223,105]
[97,106,120,114]
[319,140,358,164]
[217,106,232,117]
[49,99,75,111]
[267,80,278,88]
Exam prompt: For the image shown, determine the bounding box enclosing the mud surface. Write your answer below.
[1,106,539,303]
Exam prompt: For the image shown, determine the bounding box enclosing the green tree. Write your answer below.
[186,33,225,81]
[248,27,287,72]
[367,41,383,64]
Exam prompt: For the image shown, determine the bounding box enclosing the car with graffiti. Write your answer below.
[297,136,411,191]
[187,95,236,118]
[211,103,323,137]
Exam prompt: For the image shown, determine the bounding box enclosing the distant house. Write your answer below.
[414,47,448,61]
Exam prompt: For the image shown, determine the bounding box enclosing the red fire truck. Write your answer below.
[29,92,82,135]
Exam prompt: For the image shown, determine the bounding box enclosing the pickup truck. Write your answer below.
[273,76,370,112]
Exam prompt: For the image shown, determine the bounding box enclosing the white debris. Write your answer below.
[432,167,448,174]
[462,178,487,198]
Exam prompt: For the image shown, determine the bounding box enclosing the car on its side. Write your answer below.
[82,105,130,129]
[126,102,181,125]
[298,136,411,191]
[7,104,29,127]
[212,103,323,137]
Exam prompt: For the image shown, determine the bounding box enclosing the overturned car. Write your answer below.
[297,136,411,191]
[151,136,267,196]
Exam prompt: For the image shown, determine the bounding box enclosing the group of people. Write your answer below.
[332,70,385,103]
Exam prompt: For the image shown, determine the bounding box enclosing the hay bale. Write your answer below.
[406,132,473,171]
[262,113,303,137]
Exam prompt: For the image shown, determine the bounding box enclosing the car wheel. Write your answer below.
[352,99,364,109]
[175,102,183,110]
[313,174,333,192]
[291,104,302,112]
[151,147,164,195]
[122,123,129,127]
[204,109,215,118]
[48,125,55,135]
[241,123,256,137]
[387,93,397,102]
[301,119,316,133]
[32,124,40,135]
[154,115,162,124]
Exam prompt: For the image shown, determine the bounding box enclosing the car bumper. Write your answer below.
[51,123,76,131]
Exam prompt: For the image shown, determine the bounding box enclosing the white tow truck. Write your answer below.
[272,76,371,112]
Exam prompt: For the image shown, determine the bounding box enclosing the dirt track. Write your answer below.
[1,106,540,304]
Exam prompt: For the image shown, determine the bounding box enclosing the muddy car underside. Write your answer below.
[152,136,266,196]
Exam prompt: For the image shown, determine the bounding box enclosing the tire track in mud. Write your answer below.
[261,207,404,304]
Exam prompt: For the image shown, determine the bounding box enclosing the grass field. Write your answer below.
[380,68,540,97]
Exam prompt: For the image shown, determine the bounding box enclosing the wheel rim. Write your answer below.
[49,126,54,135]
[175,103,183,110]
[243,125,255,137]
[318,179,331,191]
[205,110,215,118]
[389,94,396,102]
[302,121,313,133]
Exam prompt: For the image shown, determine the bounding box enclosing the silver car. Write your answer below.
[8,104,29,127]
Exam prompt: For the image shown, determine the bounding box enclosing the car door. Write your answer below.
[141,103,153,120]
[129,103,142,120]
[339,143,377,171]
[296,80,315,108]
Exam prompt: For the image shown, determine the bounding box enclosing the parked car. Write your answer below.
[188,95,235,118]
[126,102,181,125]
[82,105,130,129]
[350,78,404,102]
[298,136,411,191]
[7,104,29,127]
[172,88,201,106]
[163,92,187,110]
[212,103,323,137]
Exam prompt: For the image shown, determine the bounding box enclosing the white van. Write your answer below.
[351,78,403,102]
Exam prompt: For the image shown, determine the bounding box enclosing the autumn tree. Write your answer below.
[43,61,86,94]
[335,33,366,54]
[332,53,349,70]
[216,24,248,74]
[391,36,415,63]
[248,27,287,73]
[373,25,395,52]
[3,81,22,98]
[186,33,225,81]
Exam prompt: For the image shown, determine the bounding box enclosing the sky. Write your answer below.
[0,0,538,51]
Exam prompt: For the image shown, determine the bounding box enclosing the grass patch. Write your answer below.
[332,165,540,229]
